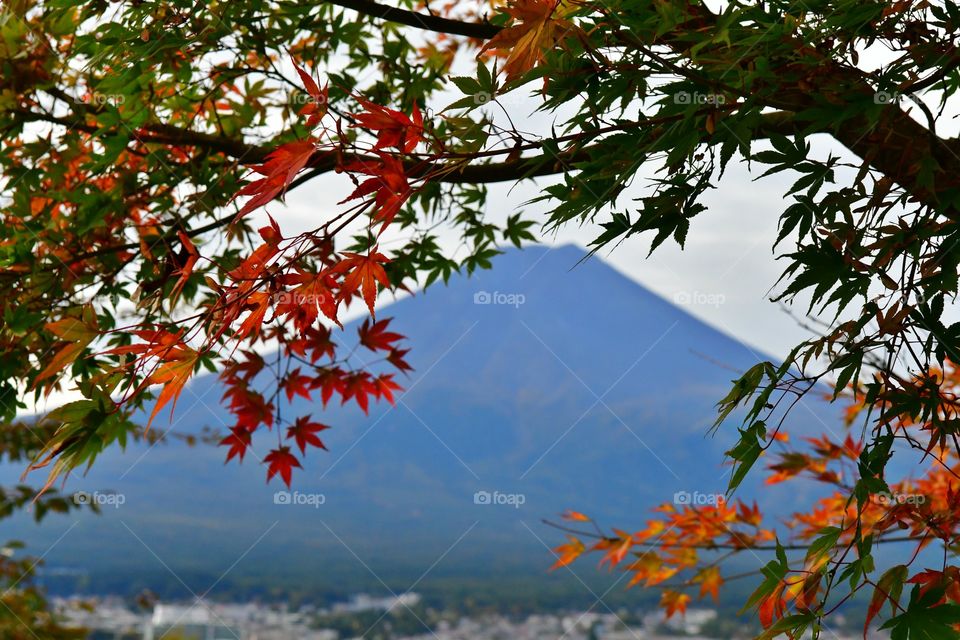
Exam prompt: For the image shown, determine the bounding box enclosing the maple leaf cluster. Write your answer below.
[550,501,771,619]
[89,58,426,487]
[211,298,408,486]
[169,60,433,486]
[92,52,432,488]
[84,29,591,492]
[554,362,960,634]
[479,0,578,81]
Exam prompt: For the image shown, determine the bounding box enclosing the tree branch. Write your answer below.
[325,0,501,39]
[321,0,960,209]
[608,3,960,212]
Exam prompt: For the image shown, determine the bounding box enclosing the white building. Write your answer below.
[143,603,242,640]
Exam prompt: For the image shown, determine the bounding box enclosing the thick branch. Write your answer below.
[613,3,960,211]
[325,0,501,39]
[12,107,260,161]
[12,101,799,197]
[331,0,960,209]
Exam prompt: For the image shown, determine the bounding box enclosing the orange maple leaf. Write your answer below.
[479,0,575,81]
[352,96,423,152]
[693,566,723,602]
[143,343,200,431]
[864,565,909,636]
[170,230,199,305]
[34,307,99,388]
[107,329,201,430]
[341,155,412,234]
[234,140,316,219]
[660,590,691,619]
[550,536,585,570]
[600,535,632,569]
[758,582,787,628]
[236,291,272,340]
[330,248,391,315]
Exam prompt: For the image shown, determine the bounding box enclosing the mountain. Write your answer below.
[2,244,842,605]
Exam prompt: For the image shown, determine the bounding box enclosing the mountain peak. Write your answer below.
[4,245,841,598]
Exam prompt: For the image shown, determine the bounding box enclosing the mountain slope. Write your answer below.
[3,244,842,600]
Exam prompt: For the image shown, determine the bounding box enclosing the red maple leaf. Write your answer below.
[234,140,316,219]
[286,416,330,454]
[282,368,313,402]
[387,347,413,373]
[373,373,402,404]
[222,384,274,431]
[285,325,337,363]
[221,350,265,383]
[220,426,253,463]
[170,230,199,304]
[358,317,403,352]
[352,96,423,152]
[329,248,391,315]
[276,269,341,330]
[314,367,346,407]
[341,371,374,414]
[291,58,328,128]
[340,155,412,233]
[264,446,301,487]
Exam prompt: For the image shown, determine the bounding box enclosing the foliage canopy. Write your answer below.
[2,0,960,636]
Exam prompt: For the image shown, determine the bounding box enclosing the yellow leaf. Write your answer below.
[479,0,575,81]
[693,566,723,602]
[660,590,691,619]
[550,535,585,570]
[144,347,200,431]
[34,310,99,387]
